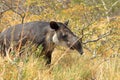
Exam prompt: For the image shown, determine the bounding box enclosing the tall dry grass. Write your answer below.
[0,47,120,80]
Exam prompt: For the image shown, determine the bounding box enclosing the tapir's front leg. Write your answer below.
[45,49,54,64]
[40,43,55,65]
[40,48,54,65]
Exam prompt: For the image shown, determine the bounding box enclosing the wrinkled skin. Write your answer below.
[0,21,83,64]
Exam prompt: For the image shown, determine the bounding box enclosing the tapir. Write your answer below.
[0,21,83,64]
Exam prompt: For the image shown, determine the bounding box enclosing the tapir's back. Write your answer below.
[0,21,51,44]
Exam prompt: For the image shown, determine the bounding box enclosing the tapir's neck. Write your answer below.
[52,32,59,44]
[45,30,56,44]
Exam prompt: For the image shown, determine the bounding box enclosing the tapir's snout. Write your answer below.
[76,47,84,55]
[71,38,84,55]
[74,42,83,55]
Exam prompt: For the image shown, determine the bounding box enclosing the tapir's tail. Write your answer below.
[0,32,2,56]
[0,31,3,56]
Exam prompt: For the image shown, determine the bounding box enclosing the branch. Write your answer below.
[0,8,11,14]
[10,8,26,24]
[0,8,11,19]
[101,0,110,22]
[1,0,26,24]
[83,29,112,44]
[0,1,12,18]
[81,19,97,39]
[101,0,120,22]
[108,0,120,14]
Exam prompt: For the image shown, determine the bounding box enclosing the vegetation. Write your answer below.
[0,0,120,80]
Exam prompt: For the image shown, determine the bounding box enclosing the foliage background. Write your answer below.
[0,0,120,80]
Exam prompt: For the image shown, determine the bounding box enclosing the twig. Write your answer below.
[1,0,25,24]
[0,8,11,14]
[5,47,15,64]
[107,0,120,14]
[83,29,112,44]
[0,8,11,19]
[81,19,98,39]
[101,0,110,22]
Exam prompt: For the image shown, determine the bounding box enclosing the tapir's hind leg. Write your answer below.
[0,42,7,57]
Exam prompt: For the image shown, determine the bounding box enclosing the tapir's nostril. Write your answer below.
[80,51,84,55]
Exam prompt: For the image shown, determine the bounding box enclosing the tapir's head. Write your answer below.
[50,21,83,55]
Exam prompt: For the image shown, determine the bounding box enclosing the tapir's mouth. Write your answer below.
[71,42,83,55]
[70,46,74,50]
[76,47,83,55]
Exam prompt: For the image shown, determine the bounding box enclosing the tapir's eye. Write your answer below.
[62,34,68,41]
[62,35,68,38]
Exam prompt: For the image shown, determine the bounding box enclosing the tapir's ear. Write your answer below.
[50,21,59,31]
[64,20,69,26]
